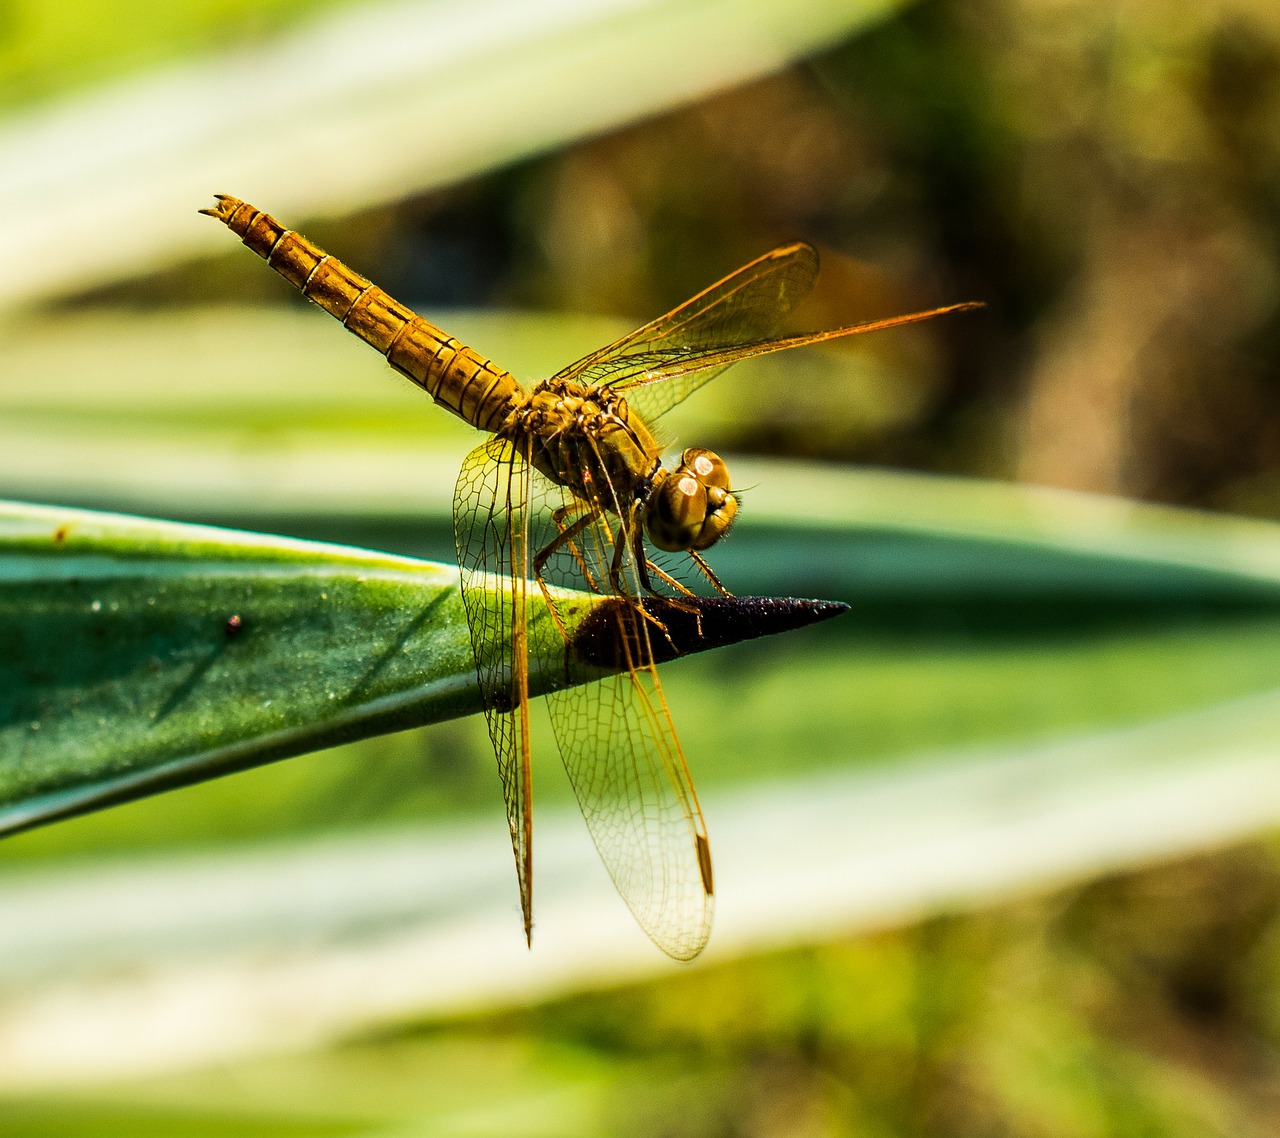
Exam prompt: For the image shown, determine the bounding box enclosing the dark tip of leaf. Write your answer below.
[571,595,848,670]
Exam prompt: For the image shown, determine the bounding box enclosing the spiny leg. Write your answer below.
[626,511,698,604]
[613,511,700,646]
[646,558,703,601]
[689,550,732,597]
[549,502,600,591]
[612,504,687,602]
[608,508,637,596]
[534,510,601,641]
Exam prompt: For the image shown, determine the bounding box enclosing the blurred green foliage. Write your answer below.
[4,0,1280,1131]
[0,0,345,109]
[483,840,1280,1137]
[5,841,1280,1136]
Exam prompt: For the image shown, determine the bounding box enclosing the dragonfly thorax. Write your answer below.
[513,378,664,509]
[511,381,737,554]
[643,448,738,553]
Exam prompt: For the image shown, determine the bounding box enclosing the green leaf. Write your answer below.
[0,499,840,841]
[0,500,491,836]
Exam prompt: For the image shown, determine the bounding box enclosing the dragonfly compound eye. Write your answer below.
[682,448,731,491]
[645,450,739,553]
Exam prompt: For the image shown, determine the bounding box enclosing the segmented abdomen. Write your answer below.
[202,195,518,434]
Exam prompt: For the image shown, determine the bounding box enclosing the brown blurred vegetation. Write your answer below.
[106,0,1280,518]
[312,0,1280,515]
[507,0,1280,512]
[61,0,1277,523]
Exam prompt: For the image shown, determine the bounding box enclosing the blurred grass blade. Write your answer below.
[0,0,906,309]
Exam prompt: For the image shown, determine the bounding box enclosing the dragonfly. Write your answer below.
[202,195,980,959]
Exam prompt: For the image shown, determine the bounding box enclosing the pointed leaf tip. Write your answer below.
[572,595,848,670]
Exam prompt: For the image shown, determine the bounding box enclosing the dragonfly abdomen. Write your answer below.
[202,195,519,434]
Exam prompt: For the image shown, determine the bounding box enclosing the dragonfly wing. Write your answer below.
[553,242,820,420]
[554,241,980,425]
[547,613,715,960]
[533,439,714,960]
[454,432,714,957]
[454,436,536,944]
[593,303,983,424]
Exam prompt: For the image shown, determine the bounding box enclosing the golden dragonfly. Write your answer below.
[203,195,979,959]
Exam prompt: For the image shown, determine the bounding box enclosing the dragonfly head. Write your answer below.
[645,448,738,553]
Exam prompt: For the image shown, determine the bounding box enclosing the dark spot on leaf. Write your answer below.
[52,526,68,543]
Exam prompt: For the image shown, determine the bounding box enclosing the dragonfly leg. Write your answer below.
[630,591,685,649]
[689,550,732,597]
[647,565,703,640]
[618,516,703,641]
[643,558,698,599]
[548,503,600,591]
[534,510,602,641]
[608,511,638,596]
[612,506,692,604]
[585,513,684,648]
[625,514,698,603]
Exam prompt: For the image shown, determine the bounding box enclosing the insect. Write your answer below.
[202,195,979,959]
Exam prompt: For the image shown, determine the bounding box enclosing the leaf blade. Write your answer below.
[0,502,501,835]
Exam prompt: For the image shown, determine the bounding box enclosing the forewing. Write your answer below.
[595,303,984,424]
[553,242,820,421]
[454,436,535,944]
[533,437,714,960]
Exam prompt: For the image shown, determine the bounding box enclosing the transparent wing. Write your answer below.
[597,305,983,426]
[454,434,713,958]
[552,242,820,420]
[454,436,536,944]
[545,606,715,960]
[530,435,714,960]
[553,241,981,425]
